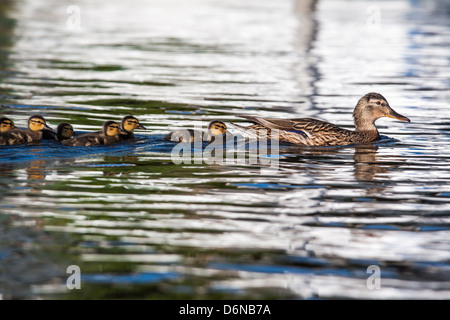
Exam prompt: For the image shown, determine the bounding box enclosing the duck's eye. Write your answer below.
[375,101,381,105]
[31,120,45,125]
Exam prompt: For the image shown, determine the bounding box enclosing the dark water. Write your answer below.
[1,0,449,299]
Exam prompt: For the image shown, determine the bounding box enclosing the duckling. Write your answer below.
[119,116,147,141]
[230,92,410,146]
[56,123,77,141]
[164,120,228,143]
[0,115,54,145]
[62,121,123,146]
[0,117,15,133]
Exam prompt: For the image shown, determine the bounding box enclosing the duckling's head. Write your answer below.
[353,92,410,132]
[122,116,146,133]
[28,115,53,132]
[208,120,227,136]
[57,123,76,140]
[0,117,15,132]
[103,121,122,136]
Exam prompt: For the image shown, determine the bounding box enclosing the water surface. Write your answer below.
[0,0,450,299]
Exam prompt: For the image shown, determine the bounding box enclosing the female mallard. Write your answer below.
[0,117,15,133]
[62,121,123,146]
[0,115,54,145]
[119,116,146,141]
[164,120,228,143]
[231,93,410,146]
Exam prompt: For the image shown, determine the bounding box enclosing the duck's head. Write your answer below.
[28,115,53,132]
[208,120,228,136]
[0,117,15,132]
[353,92,410,132]
[57,123,76,140]
[103,121,123,136]
[122,116,146,133]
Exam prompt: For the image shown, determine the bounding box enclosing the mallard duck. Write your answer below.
[164,120,228,143]
[56,123,77,141]
[0,115,54,145]
[62,121,123,146]
[0,117,15,133]
[230,92,410,146]
[119,116,146,141]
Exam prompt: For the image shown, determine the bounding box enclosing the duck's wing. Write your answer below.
[0,129,37,145]
[62,134,106,146]
[238,116,297,130]
[234,116,352,146]
[288,118,356,145]
[232,116,312,141]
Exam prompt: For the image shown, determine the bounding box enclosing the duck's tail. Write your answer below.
[229,122,261,140]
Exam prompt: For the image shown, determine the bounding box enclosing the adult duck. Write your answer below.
[230,92,410,146]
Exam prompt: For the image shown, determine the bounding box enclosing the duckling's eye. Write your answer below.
[375,101,381,105]
[31,120,45,125]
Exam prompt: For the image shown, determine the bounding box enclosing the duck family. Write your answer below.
[0,93,410,148]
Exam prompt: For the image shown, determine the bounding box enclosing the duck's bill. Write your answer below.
[45,124,55,131]
[387,109,410,122]
[138,124,147,130]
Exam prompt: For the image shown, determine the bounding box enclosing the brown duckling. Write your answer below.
[164,120,228,143]
[56,123,77,141]
[119,116,147,141]
[0,115,54,145]
[230,92,410,146]
[0,117,16,133]
[62,121,123,146]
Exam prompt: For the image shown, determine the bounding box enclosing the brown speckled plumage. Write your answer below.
[0,115,53,145]
[231,93,410,147]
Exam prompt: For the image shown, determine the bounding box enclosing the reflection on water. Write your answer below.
[1,0,450,300]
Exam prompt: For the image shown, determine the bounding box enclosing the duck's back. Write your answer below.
[0,129,42,145]
[62,132,120,146]
[119,132,135,141]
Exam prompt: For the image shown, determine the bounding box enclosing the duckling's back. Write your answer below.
[0,129,42,145]
[61,133,120,146]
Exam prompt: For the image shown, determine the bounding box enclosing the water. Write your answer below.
[0,0,449,300]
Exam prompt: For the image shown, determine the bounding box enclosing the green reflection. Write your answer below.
[0,0,15,103]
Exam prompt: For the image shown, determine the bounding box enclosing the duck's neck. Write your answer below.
[353,114,378,133]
